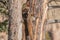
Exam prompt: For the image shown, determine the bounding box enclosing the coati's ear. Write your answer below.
[22,0,27,5]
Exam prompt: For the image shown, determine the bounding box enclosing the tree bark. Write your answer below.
[29,0,48,40]
[8,0,26,40]
[40,0,48,40]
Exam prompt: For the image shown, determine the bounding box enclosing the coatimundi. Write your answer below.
[22,0,33,40]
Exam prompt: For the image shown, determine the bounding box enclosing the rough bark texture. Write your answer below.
[8,0,26,40]
[40,0,48,40]
[46,1,60,40]
[28,0,48,40]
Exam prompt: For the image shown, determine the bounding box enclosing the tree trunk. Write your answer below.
[29,0,48,40]
[8,0,26,40]
[40,0,48,40]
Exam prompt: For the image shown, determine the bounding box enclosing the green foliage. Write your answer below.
[45,32,51,40]
[0,0,8,15]
[0,20,8,32]
[0,0,8,32]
